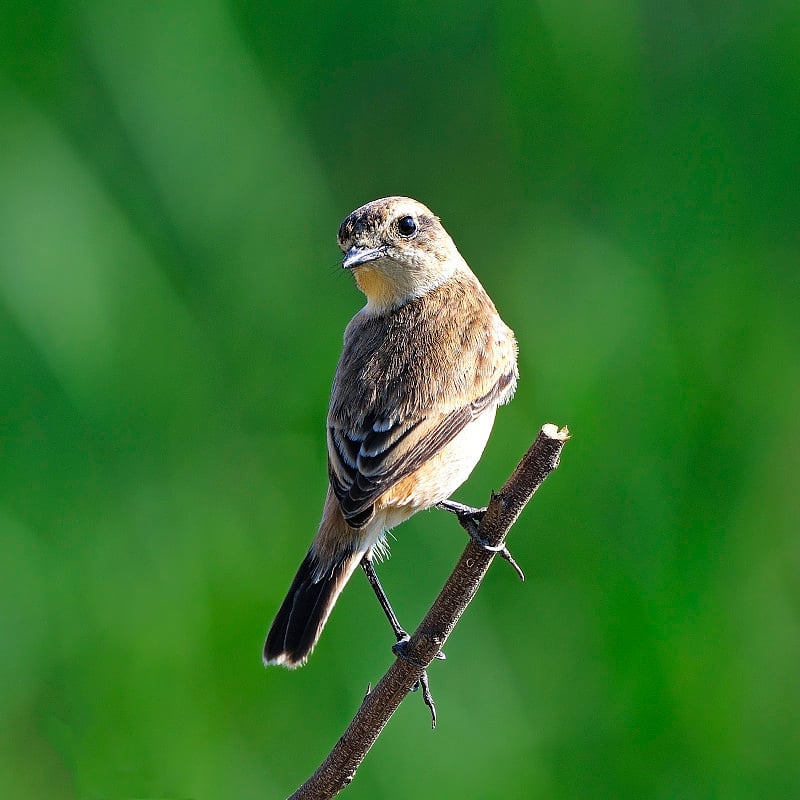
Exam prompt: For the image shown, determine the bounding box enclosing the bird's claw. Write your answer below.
[392,637,439,728]
[437,500,525,581]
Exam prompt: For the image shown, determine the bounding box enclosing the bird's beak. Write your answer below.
[342,245,386,270]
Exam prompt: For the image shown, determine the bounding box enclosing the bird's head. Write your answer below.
[337,197,462,311]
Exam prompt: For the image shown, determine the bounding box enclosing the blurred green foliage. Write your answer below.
[1,1,799,797]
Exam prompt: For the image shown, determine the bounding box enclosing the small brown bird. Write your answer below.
[263,196,518,669]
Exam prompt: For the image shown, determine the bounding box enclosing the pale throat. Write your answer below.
[353,266,405,312]
[353,258,457,314]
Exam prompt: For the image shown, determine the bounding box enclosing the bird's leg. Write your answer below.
[437,499,525,582]
[360,556,407,642]
[437,499,486,529]
[360,556,446,660]
[360,556,441,728]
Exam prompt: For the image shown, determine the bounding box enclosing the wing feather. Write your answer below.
[328,370,515,527]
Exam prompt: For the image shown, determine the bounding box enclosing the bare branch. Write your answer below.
[288,424,570,800]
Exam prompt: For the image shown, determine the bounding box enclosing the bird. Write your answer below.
[263,196,518,671]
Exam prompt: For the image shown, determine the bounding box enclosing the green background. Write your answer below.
[2,2,798,798]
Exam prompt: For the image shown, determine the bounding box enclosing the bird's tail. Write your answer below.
[263,546,364,668]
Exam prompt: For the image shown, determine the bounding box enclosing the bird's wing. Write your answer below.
[327,368,515,528]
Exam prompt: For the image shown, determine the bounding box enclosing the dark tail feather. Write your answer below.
[263,548,362,668]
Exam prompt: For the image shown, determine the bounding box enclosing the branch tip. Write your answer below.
[541,422,570,441]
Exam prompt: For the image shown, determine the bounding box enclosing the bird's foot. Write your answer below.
[436,499,525,581]
[392,636,439,728]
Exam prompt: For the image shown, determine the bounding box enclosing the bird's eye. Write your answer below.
[397,216,417,238]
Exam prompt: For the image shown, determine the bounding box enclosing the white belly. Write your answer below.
[374,406,497,534]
